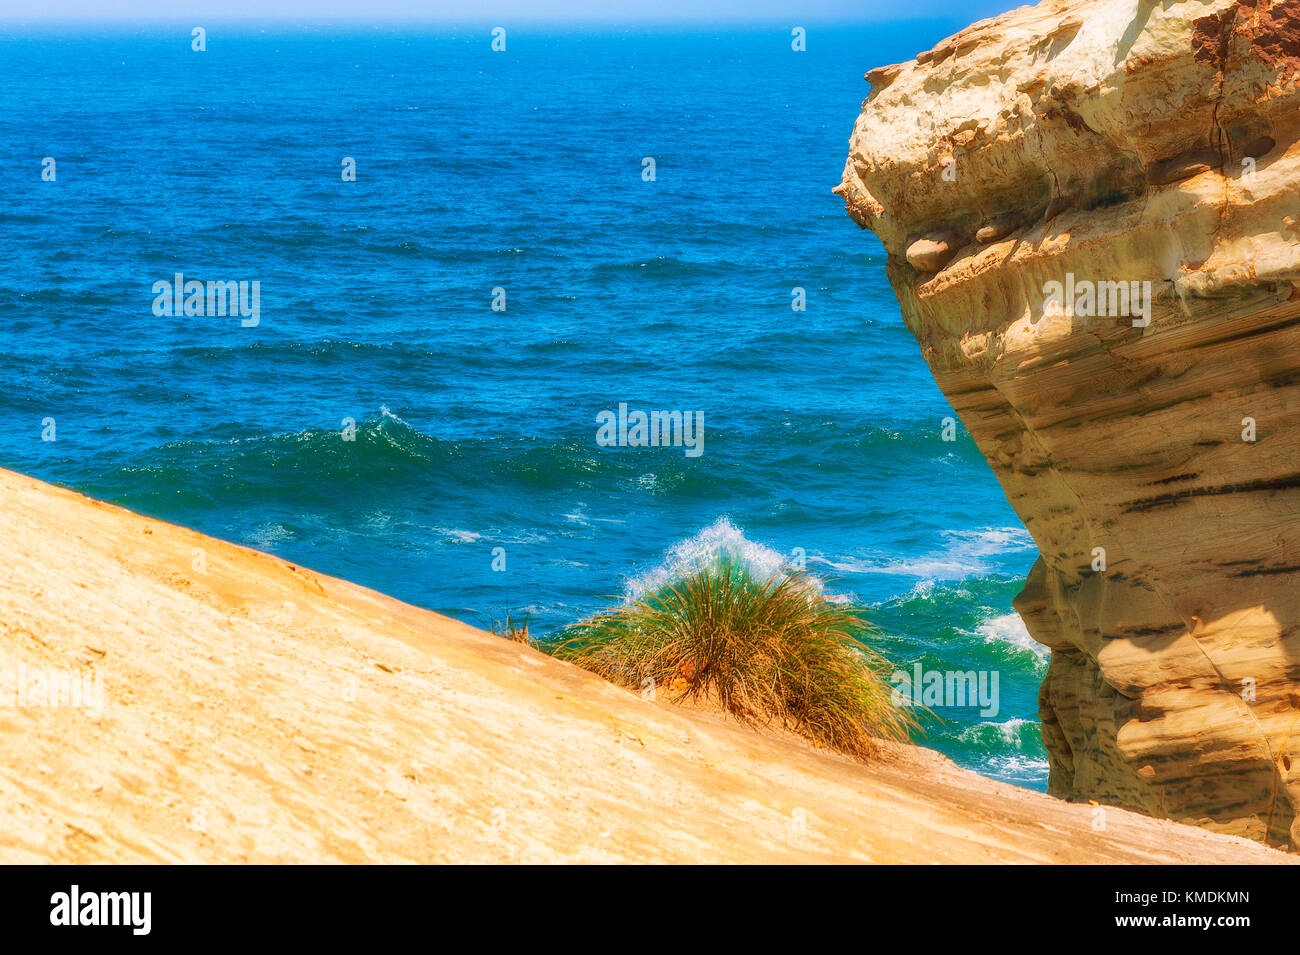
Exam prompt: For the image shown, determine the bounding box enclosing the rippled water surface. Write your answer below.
[0,21,1047,787]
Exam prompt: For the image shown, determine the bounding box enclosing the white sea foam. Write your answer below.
[361,510,394,529]
[442,528,484,543]
[822,555,978,579]
[982,754,1050,783]
[960,717,1031,747]
[626,517,811,600]
[953,526,1036,556]
[245,522,292,550]
[824,526,1036,581]
[563,507,624,527]
[378,404,408,425]
[977,611,1049,664]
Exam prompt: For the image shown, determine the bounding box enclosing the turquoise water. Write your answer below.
[0,22,1047,787]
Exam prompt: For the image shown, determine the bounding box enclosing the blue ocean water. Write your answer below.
[0,22,1047,787]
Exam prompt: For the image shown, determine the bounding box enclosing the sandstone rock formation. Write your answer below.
[0,467,1288,863]
[839,0,1300,845]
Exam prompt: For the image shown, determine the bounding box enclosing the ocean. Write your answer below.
[0,21,1048,788]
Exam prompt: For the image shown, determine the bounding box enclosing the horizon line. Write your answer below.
[0,12,982,25]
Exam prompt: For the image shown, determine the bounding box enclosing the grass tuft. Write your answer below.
[548,557,914,760]
[491,610,533,646]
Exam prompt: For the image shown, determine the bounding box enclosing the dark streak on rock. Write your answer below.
[1146,472,1200,486]
[1124,471,1300,513]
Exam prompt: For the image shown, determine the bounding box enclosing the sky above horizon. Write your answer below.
[0,0,1013,22]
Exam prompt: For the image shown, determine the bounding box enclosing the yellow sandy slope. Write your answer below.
[0,468,1287,864]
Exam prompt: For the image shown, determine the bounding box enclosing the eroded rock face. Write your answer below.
[840,0,1300,845]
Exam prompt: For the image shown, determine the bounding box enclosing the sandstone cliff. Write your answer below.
[0,467,1287,862]
[839,0,1300,845]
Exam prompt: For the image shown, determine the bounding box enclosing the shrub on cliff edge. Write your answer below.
[549,558,913,760]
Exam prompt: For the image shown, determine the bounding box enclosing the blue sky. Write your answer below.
[0,0,1013,21]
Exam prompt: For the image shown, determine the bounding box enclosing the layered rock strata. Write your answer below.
[840,0,1300,844]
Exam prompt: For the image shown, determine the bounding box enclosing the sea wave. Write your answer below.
[980,754,1050,785]
[75,407,1003,506]
[824,526,1036,581]
[957,718,1042,751]
[88,409,616,497]
[624,516,811,599]
[977,612,1048,665]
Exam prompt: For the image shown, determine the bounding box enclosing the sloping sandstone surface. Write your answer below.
[0,467,1287,863]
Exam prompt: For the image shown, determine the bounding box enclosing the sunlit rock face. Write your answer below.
[839,0,1300,845]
